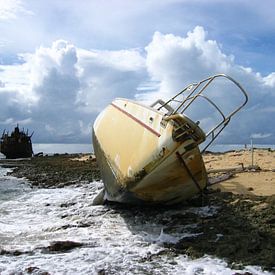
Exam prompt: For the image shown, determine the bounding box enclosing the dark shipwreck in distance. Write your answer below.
[0,125,34,159]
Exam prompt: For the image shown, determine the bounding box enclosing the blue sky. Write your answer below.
[0,0,275,144]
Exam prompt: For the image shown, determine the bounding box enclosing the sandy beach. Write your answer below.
[204,148,275,196]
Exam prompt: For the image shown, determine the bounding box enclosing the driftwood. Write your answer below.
[207,164,244,174]
[208,173,235,186]
[207,164,244,186]
[206,163,269,186]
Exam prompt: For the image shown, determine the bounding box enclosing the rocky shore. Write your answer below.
[1,150,274,272]
[4,153,101,188]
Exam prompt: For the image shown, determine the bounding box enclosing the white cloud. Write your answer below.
[0,0,32,20]
[0,39,146,143]
[258,107,275,113]
[25,40,79,103]
[263,72,275,87]
[137,26,275,144]
[0,26,275,145]
[251,133,272,139]
[141,26,234,103]
[76,48,146,113]
[0,117,32,126]
[0,63,37,106]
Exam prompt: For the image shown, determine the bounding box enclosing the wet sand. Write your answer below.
[1,149,274,272]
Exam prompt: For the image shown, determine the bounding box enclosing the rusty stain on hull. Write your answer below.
[92,74,248,205]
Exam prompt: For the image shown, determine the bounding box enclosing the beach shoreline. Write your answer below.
[0,149,274,271]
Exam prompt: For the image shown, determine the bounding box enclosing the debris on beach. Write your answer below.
[0,125,33,159]
[92,74,248,205]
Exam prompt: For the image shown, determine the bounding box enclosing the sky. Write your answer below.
[0,0,275,145]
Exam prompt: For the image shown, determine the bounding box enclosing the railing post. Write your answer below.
[251,138,254,167]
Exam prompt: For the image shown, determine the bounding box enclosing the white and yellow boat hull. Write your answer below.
[93,98,207,205]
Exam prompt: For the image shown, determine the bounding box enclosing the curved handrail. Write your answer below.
[155,74,248,151]
[179,74,248,116]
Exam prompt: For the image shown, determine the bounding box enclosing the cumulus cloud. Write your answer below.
[0,62,35,125]
[0,39,146,143]
[263,72,275,87]
[0,26,275,145]
[145,26,233,92]
[76,48,145,113]
[26,40,80,107]
[137,26,275,144]
[0,0,32,20]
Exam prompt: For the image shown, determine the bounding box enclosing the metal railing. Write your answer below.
[151,74,248,152]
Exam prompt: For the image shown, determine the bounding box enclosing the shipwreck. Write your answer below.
[92,74,248,205]
[0,125,34,159]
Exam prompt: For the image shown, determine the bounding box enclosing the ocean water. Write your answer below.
[1,143,274,159]
[0,143,272,158]
[32,143,93,155]
[209,144,275,152]
[32,143,275,156]
[0,166,272,275]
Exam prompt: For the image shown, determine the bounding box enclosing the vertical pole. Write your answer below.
[251,138,254,167]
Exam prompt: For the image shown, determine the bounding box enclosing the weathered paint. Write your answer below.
[93,98,208,204]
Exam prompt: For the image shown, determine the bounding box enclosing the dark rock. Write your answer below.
[60,202,76,208]
[42,240,84,253]
[25,266,39,273]
[0,248,33,256]
[25,266,50,275]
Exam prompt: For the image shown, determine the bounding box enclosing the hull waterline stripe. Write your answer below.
[111,103,161,137]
